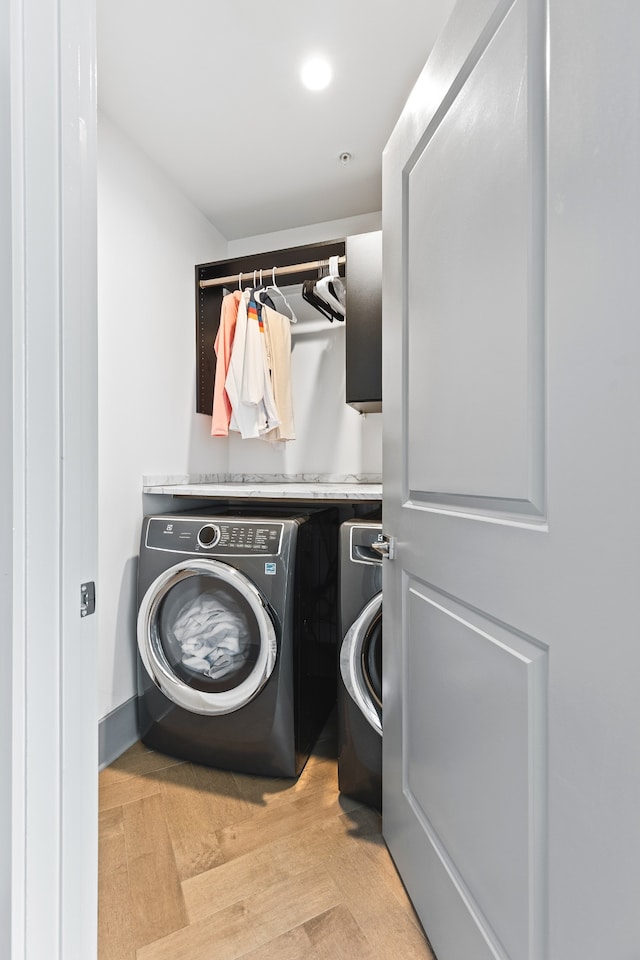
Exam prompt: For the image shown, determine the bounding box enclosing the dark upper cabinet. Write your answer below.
[345,231,382,413]
[195,231,382,416]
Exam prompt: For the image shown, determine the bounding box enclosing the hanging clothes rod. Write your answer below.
[199,255,346,290]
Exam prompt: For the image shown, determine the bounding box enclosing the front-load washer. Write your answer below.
[136,506,338,778]
[338,519,383,810]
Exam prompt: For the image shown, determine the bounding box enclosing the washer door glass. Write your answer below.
[340,593,383,735]
[138,558,277,715]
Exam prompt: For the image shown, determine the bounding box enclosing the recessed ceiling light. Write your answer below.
[301,57,332,91]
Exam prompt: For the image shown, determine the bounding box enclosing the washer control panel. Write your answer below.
[146,517,284,556]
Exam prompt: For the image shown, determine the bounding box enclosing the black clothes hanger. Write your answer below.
[314,277,345,318]
[313,255,346,318]
[302,279,343,322]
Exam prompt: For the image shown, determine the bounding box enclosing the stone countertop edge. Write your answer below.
[142,480,382,501]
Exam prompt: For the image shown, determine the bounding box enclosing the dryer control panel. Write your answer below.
[146,517,284,556]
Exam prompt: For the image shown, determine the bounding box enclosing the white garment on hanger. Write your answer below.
[226,292,280,439]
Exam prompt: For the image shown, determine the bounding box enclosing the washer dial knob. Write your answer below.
[197,523,220,548]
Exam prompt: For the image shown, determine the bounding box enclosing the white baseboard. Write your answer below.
[98,696,139,770]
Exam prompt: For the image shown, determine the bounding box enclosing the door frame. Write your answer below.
[2,0,98,957]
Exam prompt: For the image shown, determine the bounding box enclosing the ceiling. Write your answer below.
[97,0,455,241]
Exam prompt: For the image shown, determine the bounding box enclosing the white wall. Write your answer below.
[97,113,228,718]
[226,215,383,479]
[226,212,381,259]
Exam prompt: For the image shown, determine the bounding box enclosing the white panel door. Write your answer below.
[382,1,640,959]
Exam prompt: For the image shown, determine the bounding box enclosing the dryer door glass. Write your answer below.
[361,609,383,723]
[138,559,277,716]
[340,592,383,735]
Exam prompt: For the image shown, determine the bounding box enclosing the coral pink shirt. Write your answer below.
[211,291,242,436]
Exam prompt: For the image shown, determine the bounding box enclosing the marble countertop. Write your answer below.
[142,482,382,501]
[142,475,382,501]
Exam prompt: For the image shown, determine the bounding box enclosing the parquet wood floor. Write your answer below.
[98,715,435,960]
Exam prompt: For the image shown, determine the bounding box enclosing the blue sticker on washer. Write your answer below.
[265,562,277,575]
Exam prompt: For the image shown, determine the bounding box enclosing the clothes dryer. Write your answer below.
[136,507,338,777]
[338,519,383,810]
